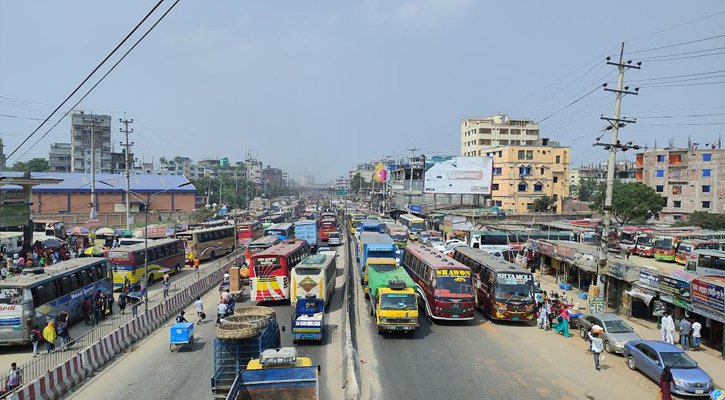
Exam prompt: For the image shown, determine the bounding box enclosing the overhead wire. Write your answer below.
[637,46,725,60]
[625,33,725,54]
[624,10,725,43]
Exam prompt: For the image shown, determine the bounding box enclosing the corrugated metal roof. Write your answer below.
[0,172,196,193]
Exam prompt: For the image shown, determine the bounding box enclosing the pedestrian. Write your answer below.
[163,278,170,299]
[584,324,594,353]
[112,237,118,249]
[194,296,205,325]
[194,257,199,272]
[659,366,673,400]
[82,299,92,324]
[29,326,42,357]
[57,320,70,350]
[106,292,114,315]
[552,307,571,338]
[691,318,702,351]
[188,252,194,266]
[118,291,127,315]
[43,321,57,353]
[537,300,549,330]
[175,311,188,323]
[131,296,138,318]
[679,315,692,350]
[92,300,102,326]
[216,300,228,325]
[5,362,23,392]
[662,311,676,345]
[589,329,604,371]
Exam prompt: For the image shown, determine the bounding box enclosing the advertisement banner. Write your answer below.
[0,204,29,228]
[410,205,423,213]
[423,156,493,195]
[658,275,690,300]
[374,164,389,183]
[638,271,660,289]
[691,279,725,312]
[589,297,605,314]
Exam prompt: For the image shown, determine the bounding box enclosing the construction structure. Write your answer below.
[461,114,540,156]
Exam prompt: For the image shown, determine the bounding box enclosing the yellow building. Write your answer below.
[482,145,570,214]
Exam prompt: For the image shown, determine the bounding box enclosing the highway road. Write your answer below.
[64,241,347,400]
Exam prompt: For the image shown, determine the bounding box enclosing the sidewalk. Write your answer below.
[536,273,725,389]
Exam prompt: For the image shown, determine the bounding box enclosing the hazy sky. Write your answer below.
[1,1,724,182]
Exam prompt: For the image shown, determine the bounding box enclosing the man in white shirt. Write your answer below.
[588,331,604,371]
[216,301,228,325]
[194,296,204,325]
[662,311,676,345]
[691,318,702,351]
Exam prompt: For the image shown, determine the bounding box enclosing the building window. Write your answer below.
[703,153,711,161]
[540,167,545,175]
[656,170,665,177]
[672,185,682,195]
[657,155,665,162]
[526,150,533,160]
[518,150,526,160]
[553,176,559,183]
[526,130,538,136]
[703,169,711,177]
[518,183,527,192]
[518,166,532,175]
[702,201,711,209]
[494,200,502,207]
[702,185,711,193]
[673,200,681,208]
[500,140,509,145]
[493,168,502,175]
[656,185,664,193]
[533,183,543,192]
[498,151,502,158]
[492,184,499,190]
[556,155,561,163]
[674,215,682,220]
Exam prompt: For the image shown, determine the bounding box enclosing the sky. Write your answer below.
[1,1,724,182]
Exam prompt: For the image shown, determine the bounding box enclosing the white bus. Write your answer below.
[686,249,725,279]
[397,214,425,240]
[291,252,337,307]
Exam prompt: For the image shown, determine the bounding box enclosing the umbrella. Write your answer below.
[95,228,115,236]
[68,227,90,235]
[42,238,62,248]
[83,247,104,256]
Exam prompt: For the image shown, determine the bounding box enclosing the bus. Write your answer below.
[265,223,295,240]
[349,214,365,235]
[0,232,23,257]
[176,225,236,262]
[401,245,475,321]
[320,212,336,224]
[654,232,703,262]
[291,253,337,307]
[320,218,337,241]
[0,258,112,346]
[245,236,281,265]
[237,221,263,247]
[250,239,310,302]
[106,238,185,289]
[685,250,725,280]
[618,227,655,253]
[398,214,425,241]
[452,246,535,322]
[385,224,409,247]
[675,239,720,265]
[202,219,233,229]
[469,231,574,253]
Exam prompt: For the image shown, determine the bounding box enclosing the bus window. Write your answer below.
[34,284,56,306]
[79,269,92,286]
[59,276,73,295]
[90,266,101,281]
[69,273,81,291]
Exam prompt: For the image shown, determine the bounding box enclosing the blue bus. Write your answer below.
[0,258,113,346]
[265,223,295,240]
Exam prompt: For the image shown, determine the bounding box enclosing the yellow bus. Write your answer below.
[176,226,236,262]
[349,214,365,235]
[291,252,337,307]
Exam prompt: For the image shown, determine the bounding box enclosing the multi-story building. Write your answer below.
[262,166,283,188]
[299,175,315,187]
[635,148,725,221]
[110,151,134,174]
[461,114,540,157]
[483,143,570,213]
[572,161,637,183]
[281,171,289,187]
[70,111,113,173]
[335,177,350,191]
[49,142,72,173]
[245,157,263,186]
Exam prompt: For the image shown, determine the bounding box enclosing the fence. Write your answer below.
[3,251,240,400]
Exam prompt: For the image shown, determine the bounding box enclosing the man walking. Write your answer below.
[679,316,692,351]
[691,318,702,351]
[538,299,549,330]
[5,362,23,391]
[589,329,604,371]
[194,296,205,325]
[662,311,676,345]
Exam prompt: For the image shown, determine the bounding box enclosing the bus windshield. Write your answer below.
[352,220,362,228]
[494,273,534,301]
[410,222,425,232]
[367,262,396,272]
[638,236,654,246]
[266,229,287,237]
[434,276,473,298]
[368,250,395,259]
[656,238,674,250]
[380,293,417,310]
[295,268,321,276]
[254,257,281,274]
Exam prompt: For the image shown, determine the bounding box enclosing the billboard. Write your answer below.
[424,156,493,195]
[374,164,389,183]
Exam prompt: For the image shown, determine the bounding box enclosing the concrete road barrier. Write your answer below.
[341,229,361,400]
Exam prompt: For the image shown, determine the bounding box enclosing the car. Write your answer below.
[577,313,643,354]
[427,236,444,248]
[328,232,342,246]
[316,247,332,254]
[418,231,431,244]
[443,242,469,257]
[623,340,714,397]
[444,239,467,248]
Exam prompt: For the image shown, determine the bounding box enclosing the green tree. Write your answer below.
[350,172,364,194]
[590,181,664,225]
[673,211,725,230]
[577,178,600,202]
[11,158,50,173]
[532,196,557,212]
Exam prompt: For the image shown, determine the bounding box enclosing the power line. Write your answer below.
[10,0,181,166]
[625,10,725,43]
[639,122,725,126]
[634,73,725,86]
[645,51,725,62]
[636,113,725,119]
[641,80,725,88]
[1,0,167,168]
[625,33,725,55]
[631,105,725,114]
[538,85,603,124]
[637,45,725,60]
[627,69,725,82]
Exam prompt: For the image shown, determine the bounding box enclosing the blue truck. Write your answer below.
[358,232,397,285]
[294,220,318,249]
[291,296,324,343]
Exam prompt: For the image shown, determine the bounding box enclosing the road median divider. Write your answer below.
[341,229,361,400]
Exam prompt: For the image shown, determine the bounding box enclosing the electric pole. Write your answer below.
[119,117,134,230]
[89,116,97,220]
[407,147,419,213]
[595,42,641,289]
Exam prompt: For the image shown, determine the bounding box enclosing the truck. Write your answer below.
[358,218,385,235]
[294,220,318,249]
[366,269,419,335]
[291,295,324,343]
[362,257,398,293]
[225,348,320,400]
[358,232,397,285]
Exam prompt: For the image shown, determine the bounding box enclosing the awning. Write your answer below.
[626,289,654,306]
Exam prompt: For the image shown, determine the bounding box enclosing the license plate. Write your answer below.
[396,326,403,330]
[695,390,704,395]
[512,317,519,321]
[452,315,459,318]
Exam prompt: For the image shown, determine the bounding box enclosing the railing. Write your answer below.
[0,251,241,392]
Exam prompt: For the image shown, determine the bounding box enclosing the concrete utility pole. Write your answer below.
[407,147,419,212]
[595,42,641,289]
[119,117,134,230]
[89,116,97,220]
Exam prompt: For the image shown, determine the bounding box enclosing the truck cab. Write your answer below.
[374,280,419,335]
[363,257,398,293]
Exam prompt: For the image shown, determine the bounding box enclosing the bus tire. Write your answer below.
[147,274,154,286]
[175,264,180,273]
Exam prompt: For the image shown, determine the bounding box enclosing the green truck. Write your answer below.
[366,267,419,334]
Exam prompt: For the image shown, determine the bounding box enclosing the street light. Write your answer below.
[99,180,192,312]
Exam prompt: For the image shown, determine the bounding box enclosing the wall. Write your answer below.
[31,191,196,214]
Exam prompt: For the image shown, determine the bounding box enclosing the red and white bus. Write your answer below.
[245,236,281,265]
[250,239,310,301]
[106,238,185,289]
[320,218,337,241]
[237,221,263,247]
[320,212,335,224]
[618,227,655,253]
[402,245,475,321]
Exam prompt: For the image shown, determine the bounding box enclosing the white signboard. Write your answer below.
[424,156,493,195]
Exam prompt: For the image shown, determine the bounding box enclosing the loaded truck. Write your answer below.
[362,257,398,294]
[366,268,418,334]
[358,232,397,285]
[225,347,320,400]
[291,295,324,343]
[294,220,318,249]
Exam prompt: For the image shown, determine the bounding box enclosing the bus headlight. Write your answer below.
[494,302,507,312]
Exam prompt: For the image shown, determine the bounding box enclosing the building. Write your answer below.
[245,157,263,186]
[281,171,289,187]
[572,161,636,183]
[635,148,725,221]
[461,114,540,157]
[262,166,283,188]
[299,175,315,187]
[110,151,134,174]
[70,111,113,173]
[49,142,72,173]
[335,177,349,191]
[484,143,570,213]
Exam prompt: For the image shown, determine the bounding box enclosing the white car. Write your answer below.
[328,232,342,246]
[418,231,431,244]
[427,236,444,248]
[444,239,467,248]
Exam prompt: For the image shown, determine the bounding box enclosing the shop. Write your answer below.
[602,259,638,314]
[690,278,725,357]
[526,240,596,291]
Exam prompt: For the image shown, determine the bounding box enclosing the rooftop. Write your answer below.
[0,172,195,193]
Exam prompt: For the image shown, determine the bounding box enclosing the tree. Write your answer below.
[532,196,557,213]
[673,211,725,230]
[589,181,664,225]
[577,178,600,202]
[11,158,50,173]
[350,172,365,194]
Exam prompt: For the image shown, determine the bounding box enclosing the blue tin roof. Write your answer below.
[0,172,196,193]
